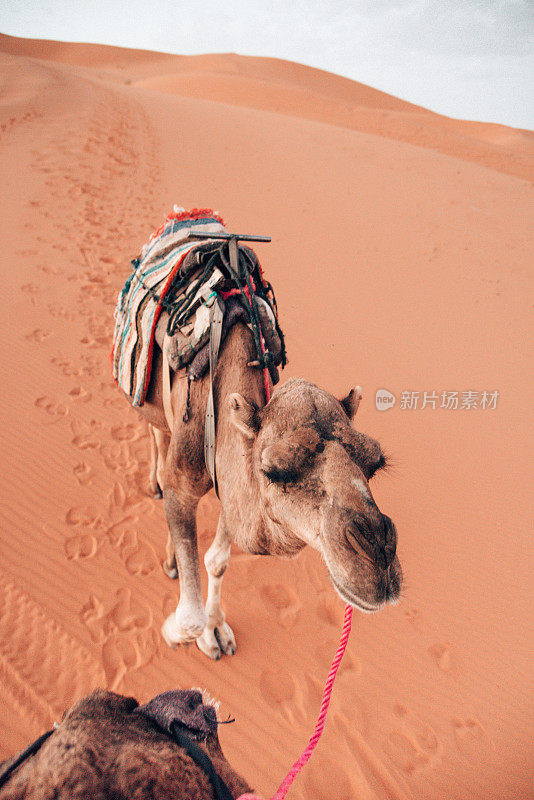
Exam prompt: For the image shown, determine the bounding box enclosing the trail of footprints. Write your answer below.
[7,73,165,698]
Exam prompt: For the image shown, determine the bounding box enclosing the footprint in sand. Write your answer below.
[404,606,422,626]
[26,329,51,343]
[103,396,126,409]
[107,480,150,519]
[452,717,487,756]
[428,642,454,674]
[65,505,105,529]
[80,336,107,349]
[115,529,158,576]
[48,304,76,321]
[315,591,343,627]
[20,283,40,295]
[38,264,62,276]
[110,423,139,442]
[100,442,136,473]
[68,386,92,402]
[383,705,440,775]
[80,588,157,690]
[64,534,98,560]
[52,355,82,377]
[260,583,300,628]
[259,668,296,706]
[34,396,69,418]
[71,419,102,450]
[73,461,93,485]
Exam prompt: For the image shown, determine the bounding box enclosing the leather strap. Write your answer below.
[171,724,234,800]
[162,335,175,431]
[204,299,224,496]
[0,729,54,788]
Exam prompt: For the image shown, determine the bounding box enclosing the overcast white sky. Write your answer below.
[2,0,533,128]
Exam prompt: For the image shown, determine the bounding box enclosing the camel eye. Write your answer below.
[262,466,299,484]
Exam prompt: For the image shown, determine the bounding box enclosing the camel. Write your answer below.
[0,689,252,799]
[134,319,402,660]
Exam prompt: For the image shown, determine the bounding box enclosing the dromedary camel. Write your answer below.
[134,320,402,660]
[0,689,251,799]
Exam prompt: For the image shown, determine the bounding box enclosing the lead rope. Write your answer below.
[238,605,353,800]
[237,366,354,800]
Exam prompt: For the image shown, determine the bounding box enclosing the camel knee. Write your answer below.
[204,542,231,579]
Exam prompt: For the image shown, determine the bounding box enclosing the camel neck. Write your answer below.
[213,324,273,553]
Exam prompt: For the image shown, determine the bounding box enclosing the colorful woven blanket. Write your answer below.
[112,208,227,406]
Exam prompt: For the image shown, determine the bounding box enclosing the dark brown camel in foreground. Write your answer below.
[0,689,252,800]
[133,320,402,659]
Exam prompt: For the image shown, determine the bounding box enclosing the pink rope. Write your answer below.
[238,604,353,800]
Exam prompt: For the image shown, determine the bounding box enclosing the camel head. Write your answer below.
[228,378,402,612]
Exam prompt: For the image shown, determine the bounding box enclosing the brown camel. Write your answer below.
[132,320,402,660]
[0,689,252,799]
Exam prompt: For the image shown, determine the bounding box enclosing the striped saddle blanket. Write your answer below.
[112,208,228,406]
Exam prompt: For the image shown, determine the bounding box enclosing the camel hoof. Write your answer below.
[148,481,163,499]
[197,622,236,660]
[163,560,178,579]
[196,633,222,660]
[161,612,205,649]
[216,622,237,656]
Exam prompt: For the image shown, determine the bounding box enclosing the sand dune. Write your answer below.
[0,32,532,800]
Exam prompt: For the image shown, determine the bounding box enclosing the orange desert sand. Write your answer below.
[0,32,532,800]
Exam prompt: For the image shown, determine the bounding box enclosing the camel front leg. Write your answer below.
[148,423,160,497]
[196,515,236,660]
[148,424,170,500]
[161,487,207,648]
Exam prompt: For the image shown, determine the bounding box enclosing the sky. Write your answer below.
[1,0,533,129]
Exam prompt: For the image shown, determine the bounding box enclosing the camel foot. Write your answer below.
[197,622,237,660]
[161,610,206,649]
[162,559,178,579]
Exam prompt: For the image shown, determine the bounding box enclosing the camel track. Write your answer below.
[0,56,164,753]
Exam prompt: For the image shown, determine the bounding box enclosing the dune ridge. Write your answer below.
[0,32,532,800]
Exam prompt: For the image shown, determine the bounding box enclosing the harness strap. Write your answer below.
[162,335,175,430]
[204,299,224,496]
[0,728,54,788]
[171,724,234,800]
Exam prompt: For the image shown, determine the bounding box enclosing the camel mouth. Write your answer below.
[329,576,383,613]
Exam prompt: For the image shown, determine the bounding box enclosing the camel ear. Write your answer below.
[228,393,260,439]
[339,386,362,420]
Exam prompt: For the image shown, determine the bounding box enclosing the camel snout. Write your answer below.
[381,514,398,570]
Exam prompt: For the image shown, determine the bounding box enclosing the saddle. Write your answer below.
[153,240,284,386]
[112,208,286,495]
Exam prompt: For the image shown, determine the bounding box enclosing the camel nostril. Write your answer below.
[345,528,374,561]
[381,514,397,566]
[375,546,389,571]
